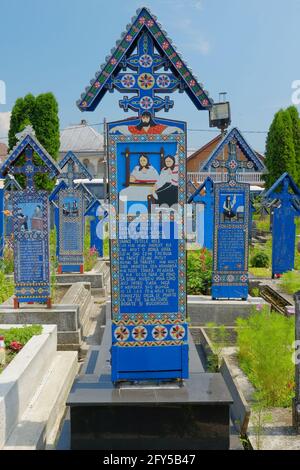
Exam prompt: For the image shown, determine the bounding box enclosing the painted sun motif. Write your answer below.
[140,96,154,110]
[170,325,186,340]
[139,54,153,68]
[132,326,147,342]
[121,74,135,88]
[137,73,155,90]
[156,74,171,88]
[229,159,238,170]
[152,325,168,341]
[114,326,130,342]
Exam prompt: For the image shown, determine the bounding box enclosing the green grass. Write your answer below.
[249,267,272,278]
[280,270,300,295]
[236,308,294,408]
[0,271,14,304]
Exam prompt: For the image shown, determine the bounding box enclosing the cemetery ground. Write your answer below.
[0,216,299,449]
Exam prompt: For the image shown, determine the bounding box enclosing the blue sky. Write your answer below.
[0,0,299,153]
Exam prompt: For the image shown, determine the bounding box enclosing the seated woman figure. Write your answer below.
[152,155,178,207]
[129,154,159,184]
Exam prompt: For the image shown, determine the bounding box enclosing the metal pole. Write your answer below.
[103,117,108,204]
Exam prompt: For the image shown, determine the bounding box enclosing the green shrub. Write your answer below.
[251,251,270,268]
[84,223,98,271]
[187,248,212,295]
[236,308,294,407]
[255,218,270,232]
[2,246,14,274]
[0,324,42,348]
[280,270,300,294]
[0,325,42,373]
[0,271,14,304]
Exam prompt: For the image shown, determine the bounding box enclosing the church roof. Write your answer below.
[60,121,104,153]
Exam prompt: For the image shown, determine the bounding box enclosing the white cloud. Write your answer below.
[194,1,203,11]
[0,112,11,143]
[190,39,211,55]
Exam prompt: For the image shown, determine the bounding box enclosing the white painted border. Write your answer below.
[0,325,57,449]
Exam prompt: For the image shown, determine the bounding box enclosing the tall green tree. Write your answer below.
[8,92,60,191]
[286,106,300,185]
[264,109,296,188]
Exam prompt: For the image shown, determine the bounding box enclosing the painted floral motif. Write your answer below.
[147,19,154,27]
[229,160,238,170]
[202,99,209,106]
[213,275,220,282]
[125,34,132,42]
[110,57,117,65]
[94,82,100,89]
[229,179,237,187]
[212,160,220,168]
[175,61,183,69]
[170,324,185,340]
[138,73,155,90]
[121,74,136,88]
[189,79,196,87]
[139,16,146,25]
[132,326,147,342]
[140,96,154,110]
[227,275,235,282]
[156,74,171,88]
[247,161,254,169]
[139,54,153,68]
[152,325,168,341]
[240,275,248,283]
[162,41,169,50]
[114,326,130,341]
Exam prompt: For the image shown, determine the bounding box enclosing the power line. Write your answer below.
[0,125,268,141]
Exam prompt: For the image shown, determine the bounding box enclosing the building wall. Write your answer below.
[59,151,106,179]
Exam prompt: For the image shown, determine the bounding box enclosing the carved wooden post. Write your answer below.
[293,291,300,432]
[0,178,4,259]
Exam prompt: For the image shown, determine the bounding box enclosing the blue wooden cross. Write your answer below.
[58,151,92,188]
[3,175,22,241]
[211,138,254,185]
[53,152,93,274]
[188,177,214,250]
[106,31,186,115]
[264,172,300,277]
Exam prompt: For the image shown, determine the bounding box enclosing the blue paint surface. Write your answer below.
[108,118,188,382]
[189,177,214,250]
[212,184,249,300]
[0,181,4,258]
[264,172,300,277]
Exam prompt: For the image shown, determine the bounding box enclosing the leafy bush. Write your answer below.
[251,251,270,268]
[0,325,42,373]
[0,271,14,304]
[254,218,270,232]
[187,248,212,295]
[0,324,42,347]
[84,223,98,271]
[236,308,294,407]
[280,270,300,294]
[2,245,14,274]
